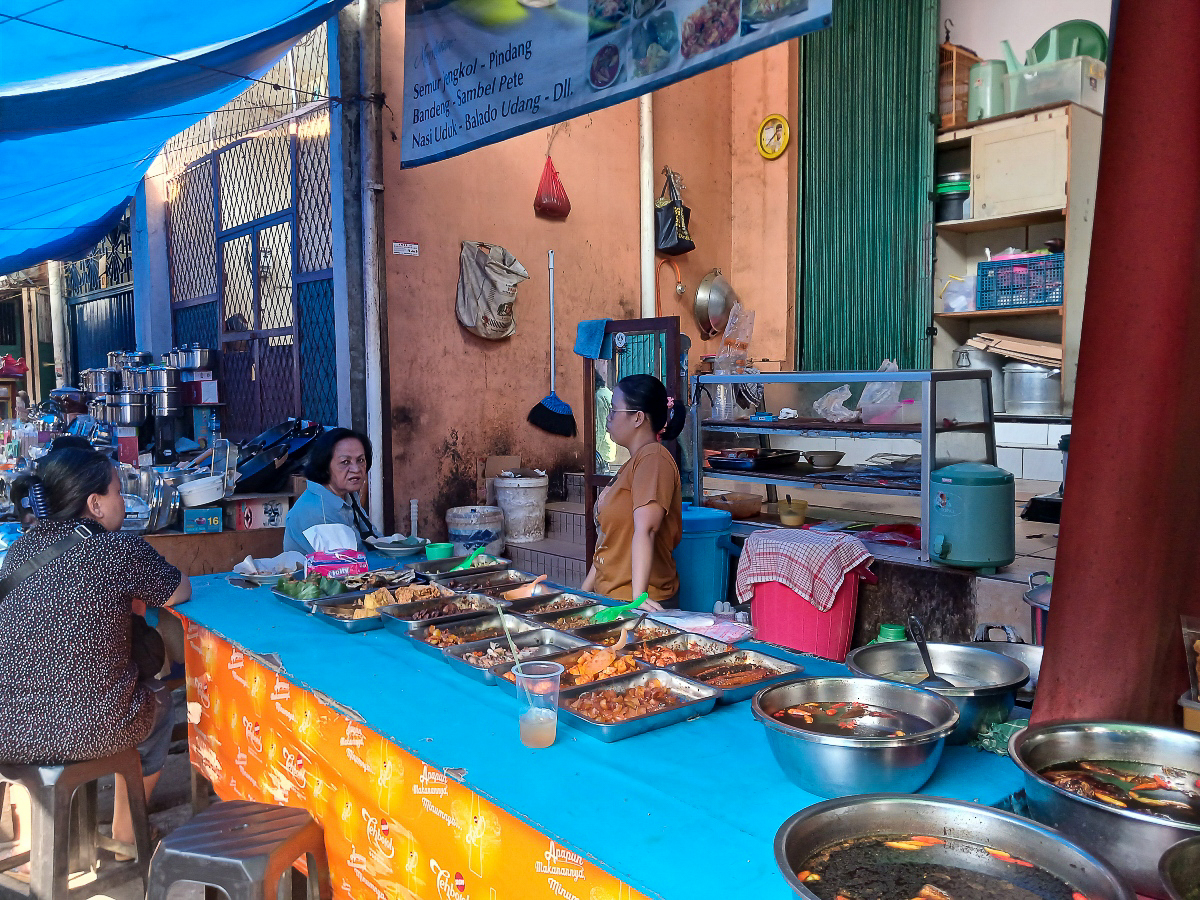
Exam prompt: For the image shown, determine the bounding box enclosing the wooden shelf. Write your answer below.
[935,306,1064,319]
[936,208,1065,234]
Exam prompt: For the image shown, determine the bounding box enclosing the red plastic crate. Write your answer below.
[752,570,865,661]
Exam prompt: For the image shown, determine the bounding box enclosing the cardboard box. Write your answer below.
[226,496,290,530]
[182,381,220,405]
[181,506,223,534]
[181,370,214,382]
[117,427,139,465]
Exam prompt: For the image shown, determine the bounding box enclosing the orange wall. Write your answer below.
[379,6,797,533]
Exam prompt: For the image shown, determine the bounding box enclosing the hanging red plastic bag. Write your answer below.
[534,156,571,219]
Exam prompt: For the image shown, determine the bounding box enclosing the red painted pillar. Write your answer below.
[1032,1,1200,725]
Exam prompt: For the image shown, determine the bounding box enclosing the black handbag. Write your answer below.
[655,167,695,256]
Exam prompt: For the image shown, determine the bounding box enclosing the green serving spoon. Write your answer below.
[592,592,648,624]
[448,546,487,573]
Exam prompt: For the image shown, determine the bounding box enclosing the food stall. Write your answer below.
[178,559,1032,900]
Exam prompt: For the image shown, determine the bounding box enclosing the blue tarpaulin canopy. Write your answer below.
[0,0,352,272]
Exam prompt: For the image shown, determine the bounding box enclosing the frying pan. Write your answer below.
[234,443,291,494]
[237,419,309,465]
[694,269,737,340]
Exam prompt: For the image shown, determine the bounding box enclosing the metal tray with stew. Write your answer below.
[671,649,803,704]
[632,632,734,668]
[310,595,389,633]
[557,670,718,742]
[406,614,538,660]
[494,645,648,698]
[505,593,598,616]
[444,629,593,685]
[437,569,536,597]
[518,603,634,631]
[378,592,508,633]
[405,554,512,581]
[572,618,682,645]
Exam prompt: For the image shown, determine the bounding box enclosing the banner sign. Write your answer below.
[401,0,832,166]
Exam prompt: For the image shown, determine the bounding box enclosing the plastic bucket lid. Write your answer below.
[681,502,732,534]
[931,462,1013,486]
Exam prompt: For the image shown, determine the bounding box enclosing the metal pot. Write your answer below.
[178,344,211,370]
[694,269,737,340]
[1004,361,1063,416]
[751,677,959,797]
[147,387,180,417]
[111,391,146,427]
[125,351,152,366]
[1010,721,1200,898]
[91,368,120,393]
[129,368,148,392]
[845,641,1029,743]
[89,398,107,422]
[775,794,1135,900]
[169,348,184,368]
[146,365,179,390]
[1160,835,1200,900]
[970,623,1043,704]
[954,346,1006,413]
[107,351,124,368]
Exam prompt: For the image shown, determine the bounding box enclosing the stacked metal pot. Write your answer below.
[78,345,210,425]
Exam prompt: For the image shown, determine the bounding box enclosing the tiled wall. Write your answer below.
[547,506,585,543]
[507,545,586,589]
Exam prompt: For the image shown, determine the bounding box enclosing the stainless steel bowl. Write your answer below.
[775,794,1135,900]
[1010,721,1200,898]
[1160,835,1200,900]
[751,677,959,797]
[845,641,1028,743]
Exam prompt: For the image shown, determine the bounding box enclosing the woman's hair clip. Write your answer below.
[29,480,48,518]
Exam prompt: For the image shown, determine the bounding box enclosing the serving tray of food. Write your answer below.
[632,633,734,667]
[505,593,593,616]
[310,592,397,632]
[494,644,649,698]
[406,613,539,659]
[444,629,592,685]
[557,670,719,742]
[437,569,538,597]
[405,554,512,581]
[670,649,802,703]
[378,591,506,633]
[272,574,363,610]
[572,618,682,646]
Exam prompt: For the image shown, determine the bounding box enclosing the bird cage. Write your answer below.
[939,42,981,129]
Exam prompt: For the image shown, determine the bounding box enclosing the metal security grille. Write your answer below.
[64,212,133,298]
[0,303,17,347]
[63,211,136,372]
[297,278,337,423]
[165,161,217,303]
[798,0,937,371]
[164,24,335,442]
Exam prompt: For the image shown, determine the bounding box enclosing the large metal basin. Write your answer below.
[845,640,1028,743]
[1010,720,1200,899]
[751,677,958,797]
[1160,835,1200,900]
[775,794,1134,900]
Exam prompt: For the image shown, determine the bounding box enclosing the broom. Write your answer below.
[527,249,577,437]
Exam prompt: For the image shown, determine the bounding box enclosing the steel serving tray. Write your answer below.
[407,614,538,660]
[670,649,803,704]
[519,603,622,631]
[632,632,736,667]
[493,645,647,698]
[505,592,597,617]
[271,587,367,613]
[444,629,592,685]
[438,569,537,596]
[572,618,682,645]
[310,596,386,633]
[404,555,512,581]
[379,592,508,632]
[557,669,718,742]
[340,568,416,591]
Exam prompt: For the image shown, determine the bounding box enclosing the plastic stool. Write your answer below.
[147,800,331,900]
[0,748,151,900]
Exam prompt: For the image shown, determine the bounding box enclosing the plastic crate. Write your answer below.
[976,253,1064,311]
[751,570,863,661]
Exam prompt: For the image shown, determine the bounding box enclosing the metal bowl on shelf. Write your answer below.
[845,640,1028,743]
[751,677,959,797]
[1009,720,1200,899]
[774,794,1135,900]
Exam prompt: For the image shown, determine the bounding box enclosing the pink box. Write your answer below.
[306,550,367,579]
[751,572,863,661]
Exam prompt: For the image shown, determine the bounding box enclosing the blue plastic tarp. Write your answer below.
[0,0,352,272]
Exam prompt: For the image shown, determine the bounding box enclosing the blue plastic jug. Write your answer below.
[673,503,739,613]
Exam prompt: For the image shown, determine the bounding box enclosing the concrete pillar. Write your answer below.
[132,155,174,356]
[1032,0,1200,724]
[47,260,68,386]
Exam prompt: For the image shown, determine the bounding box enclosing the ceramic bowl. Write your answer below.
[803,451,845,469]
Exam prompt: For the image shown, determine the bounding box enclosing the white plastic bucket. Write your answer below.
[495,474,549,543]
[445,506,505,556]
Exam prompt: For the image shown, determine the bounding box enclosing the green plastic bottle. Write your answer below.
[869,623,907,644]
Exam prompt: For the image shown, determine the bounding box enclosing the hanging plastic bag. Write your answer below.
[655,166,695,255]
[534,156,571,219]
[858,359,902,408]
[455,242,529,341]
[814,385,858,423]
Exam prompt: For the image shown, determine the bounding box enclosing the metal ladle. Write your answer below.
[908,615,953,689]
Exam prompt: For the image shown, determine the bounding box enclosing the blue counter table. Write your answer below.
[181,573,1023,900]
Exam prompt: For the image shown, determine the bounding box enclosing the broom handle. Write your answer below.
[548,249,555,393]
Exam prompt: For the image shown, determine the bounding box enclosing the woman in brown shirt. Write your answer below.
[582,374,686,609]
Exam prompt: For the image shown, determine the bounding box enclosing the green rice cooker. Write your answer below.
[928,463,1015,572]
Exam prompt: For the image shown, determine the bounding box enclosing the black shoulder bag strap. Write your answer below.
[349,496,378,543]
[0,521,102,603]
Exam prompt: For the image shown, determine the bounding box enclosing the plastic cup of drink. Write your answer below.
[513,660,564,748]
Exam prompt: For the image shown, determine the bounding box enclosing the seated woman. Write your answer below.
[581,374,686,610]
[284,428,378,555]
[0,447,191,847]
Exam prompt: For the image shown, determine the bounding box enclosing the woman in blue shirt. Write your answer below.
[284,428,378,554]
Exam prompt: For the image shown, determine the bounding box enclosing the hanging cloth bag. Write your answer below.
[654,167,695,256]
[534,156,571,219]
[455,242,529,340]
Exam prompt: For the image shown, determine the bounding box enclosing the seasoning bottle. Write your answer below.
[869,623,907,644]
